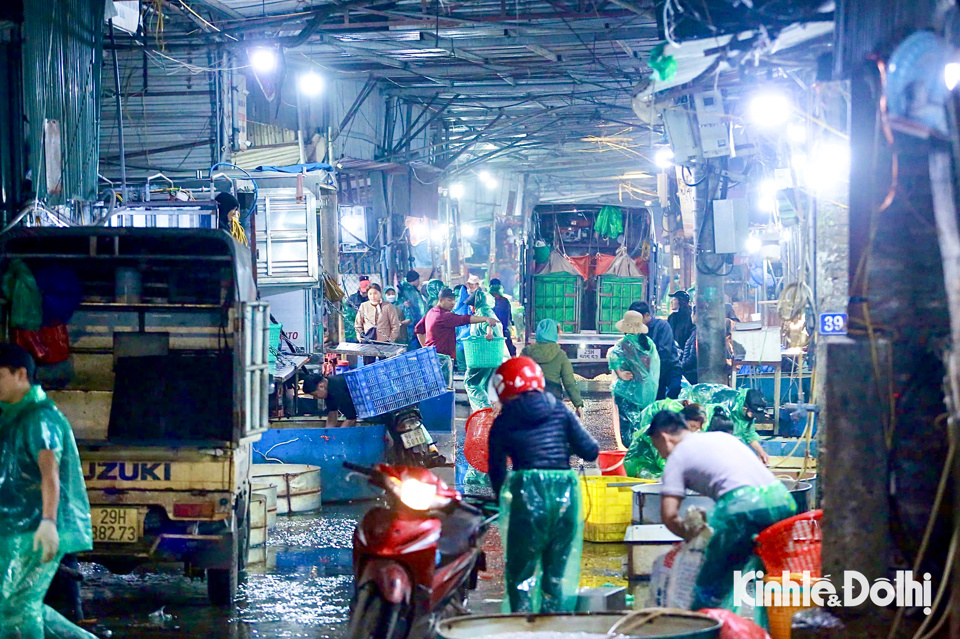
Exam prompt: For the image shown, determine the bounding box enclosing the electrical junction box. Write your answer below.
[339,205,368,253]
[712,198,750,254]
[694,91,731,158]
[662,98,699,166]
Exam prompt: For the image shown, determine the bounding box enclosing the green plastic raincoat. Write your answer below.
[425,279,446,309]
[691,482,797,611]
[343,305,358,342]
[463,292,503,412]
[500,469,583,613]
[609,334,660,446]
[0,386,92,639]
[680,384,760,447]
[623,399,684,478]
[623,401,733,478]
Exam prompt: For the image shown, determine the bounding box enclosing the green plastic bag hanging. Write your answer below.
[594,205,624,241]
[499,469,583,614]
[649,43,677,82]
[609,335,660,408]
[3,259,43,331]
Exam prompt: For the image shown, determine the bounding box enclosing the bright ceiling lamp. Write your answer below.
[298,72,324,97]
[749,91,791,129]
[248,47,278,73]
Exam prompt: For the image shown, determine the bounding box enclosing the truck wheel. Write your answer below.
[207,535,238,606]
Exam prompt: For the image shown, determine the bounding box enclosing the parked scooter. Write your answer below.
[384,406,448,468]
[344,462,498,639]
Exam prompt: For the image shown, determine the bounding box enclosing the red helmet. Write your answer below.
[492,356,546,401]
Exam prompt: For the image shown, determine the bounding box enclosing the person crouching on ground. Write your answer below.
[0,344,93,638]
[648,409,796,611]
[487,356,600,614]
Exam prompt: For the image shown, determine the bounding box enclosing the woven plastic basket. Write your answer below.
[462,336,506,369]
[755,509,823,577]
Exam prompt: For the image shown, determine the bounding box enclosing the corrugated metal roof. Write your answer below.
[232,143,301,170]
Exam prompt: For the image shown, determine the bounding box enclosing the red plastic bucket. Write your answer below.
[597,450,627,476]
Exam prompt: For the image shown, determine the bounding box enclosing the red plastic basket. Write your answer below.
[755,509,823,577]
[464,408,495,473]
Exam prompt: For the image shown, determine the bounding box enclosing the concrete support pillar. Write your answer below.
[820,338,891,589]
[320,188,340,346]
[693,168,727,385]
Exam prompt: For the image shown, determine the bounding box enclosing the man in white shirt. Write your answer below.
[649,410,797,611]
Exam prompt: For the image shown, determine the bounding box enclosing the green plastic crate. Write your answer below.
[596,275,646,334]
[532,273,581,334]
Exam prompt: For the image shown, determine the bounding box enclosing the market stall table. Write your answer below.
[270,354,310,419]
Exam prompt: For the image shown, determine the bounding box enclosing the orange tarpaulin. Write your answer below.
[566,255,591,280]
[595,253,617,277]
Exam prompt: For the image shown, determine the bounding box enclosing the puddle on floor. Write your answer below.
[75,391,640,637]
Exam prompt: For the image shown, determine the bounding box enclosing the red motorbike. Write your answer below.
[344,462,498,639]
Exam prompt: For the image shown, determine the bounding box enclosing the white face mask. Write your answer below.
[385,295,397,303]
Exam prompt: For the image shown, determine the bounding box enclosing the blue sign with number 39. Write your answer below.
[819,312,848,335]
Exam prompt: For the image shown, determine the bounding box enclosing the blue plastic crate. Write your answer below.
[344,347,447,419]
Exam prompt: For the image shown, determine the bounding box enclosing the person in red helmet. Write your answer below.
[487,356,600,614]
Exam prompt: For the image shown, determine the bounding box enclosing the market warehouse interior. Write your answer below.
[0,0,958,637]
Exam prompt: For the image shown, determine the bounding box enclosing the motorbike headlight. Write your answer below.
[399,478,449,511]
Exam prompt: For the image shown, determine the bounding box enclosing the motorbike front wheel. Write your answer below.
[348,582,411,639]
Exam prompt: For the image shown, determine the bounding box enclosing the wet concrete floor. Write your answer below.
[76,388,636,638]
[78,505,634,639]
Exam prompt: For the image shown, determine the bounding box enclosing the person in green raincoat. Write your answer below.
[648,410,796,611]
[521,319,583,416]
[0,344,93,639]
[424,278,446,309]
[623,400,706,478]
[398,270,426,350]
[680,383,770,464]
[488,356,599,613]
[608,310,660,447]
[463,291,504,412]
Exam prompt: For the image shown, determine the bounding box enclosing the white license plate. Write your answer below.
[400,429,427,449]
[91,507,141,543]
[580,348,601,360]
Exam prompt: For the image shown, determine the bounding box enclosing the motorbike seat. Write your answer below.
[437,507,484,567]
